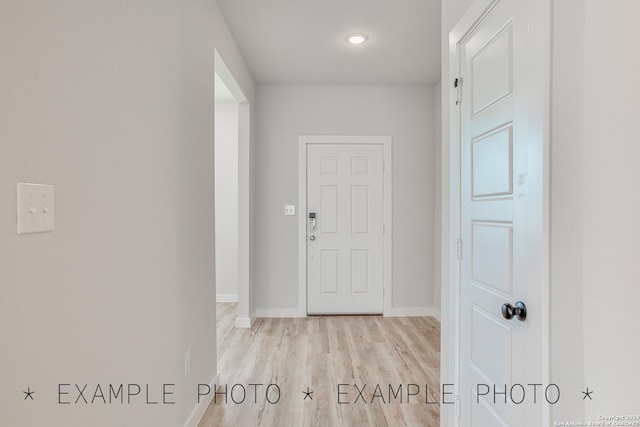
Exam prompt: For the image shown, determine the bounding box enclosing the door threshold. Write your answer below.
[307,313,383,317]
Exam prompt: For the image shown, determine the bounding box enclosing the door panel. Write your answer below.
[351,186,369,233]
[471,24,513,115]
[307,144,384,314]
[471,223,513,294]
[351,250,369,293]
[472,126,513,197]
[321,186,338,233]
[471,306,511,386]
[320,250,338,293]
[458,0,544,425]
[473,399,510,427]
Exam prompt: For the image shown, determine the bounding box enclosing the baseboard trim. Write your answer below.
[253,307,441,320]
[385,307,441,320]
[255,308,303,318]
[216,294,238,303]
[235,316,256,328]
[182,372,219,427]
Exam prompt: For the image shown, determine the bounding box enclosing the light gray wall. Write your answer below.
[0,1,255,426]
[550,0,640,418]
[433,80,442,313]
[550,0,586,420]
[581,0,640,416]
[215,101,239,299]
[255,84,436,314]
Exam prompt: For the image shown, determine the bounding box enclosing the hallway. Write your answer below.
[198,303,441,426]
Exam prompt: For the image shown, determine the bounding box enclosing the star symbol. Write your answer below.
[581,387,593,400]
[23,388,35,400]
[302,387,314,400]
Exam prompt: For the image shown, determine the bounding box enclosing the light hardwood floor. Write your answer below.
[198,303,441,427]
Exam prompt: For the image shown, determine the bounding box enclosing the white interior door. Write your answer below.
[306,143,384,314]
[457,0,547,425]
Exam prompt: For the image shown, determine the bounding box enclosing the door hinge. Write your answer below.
[456,239,463,260]
[455,396,461,417]
[382,160,385,171]
[454,77,462,105]
[383,224,386,235]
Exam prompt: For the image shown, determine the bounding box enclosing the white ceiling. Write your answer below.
[216,0,442,86]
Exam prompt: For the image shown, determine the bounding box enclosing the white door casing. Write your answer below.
[451,0,550,425]
[298,136,392,316]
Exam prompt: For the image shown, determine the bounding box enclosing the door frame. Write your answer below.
[214,50,253,328]
[442,0,551,424]
[297,135,393,316]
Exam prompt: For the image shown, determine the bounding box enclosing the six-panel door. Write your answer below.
[306,144,384,314]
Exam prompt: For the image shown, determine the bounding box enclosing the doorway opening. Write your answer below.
[214,51,251,334]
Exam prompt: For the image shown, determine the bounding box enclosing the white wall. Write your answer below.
[215,101,239,300]
[581,0,640,416]
[0,1,255,426]
[255,84,436,315]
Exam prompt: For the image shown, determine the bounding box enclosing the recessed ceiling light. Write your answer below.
[346,33,369,45]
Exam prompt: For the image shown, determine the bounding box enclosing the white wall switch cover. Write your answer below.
[284,205,295,216]
[17,183,55,234]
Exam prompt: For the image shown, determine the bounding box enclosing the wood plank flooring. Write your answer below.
[198,303,441,427]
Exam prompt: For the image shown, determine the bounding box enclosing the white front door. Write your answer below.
[456,0,548,425]
[306,143,384,314]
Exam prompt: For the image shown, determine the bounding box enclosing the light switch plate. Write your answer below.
[17,183,55,234]
[284,205,295,216]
